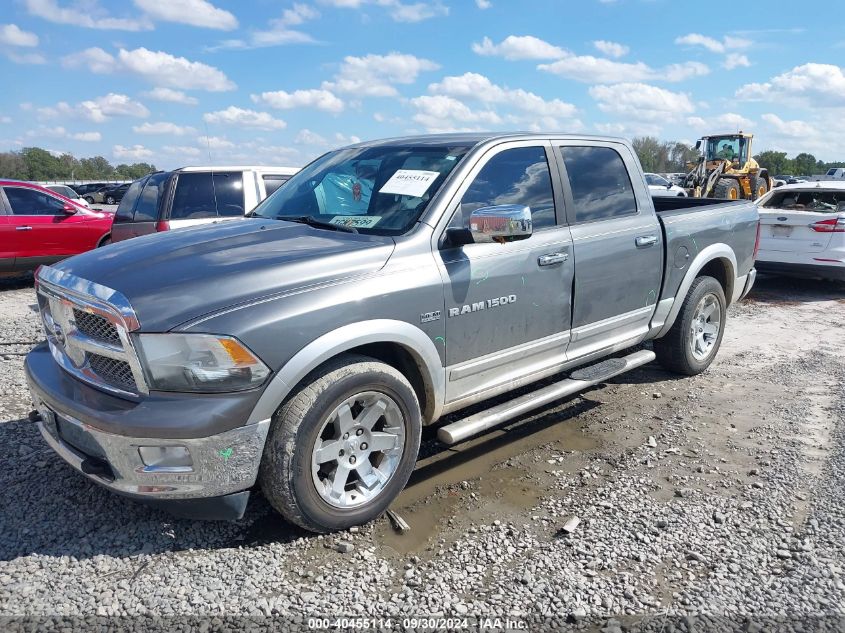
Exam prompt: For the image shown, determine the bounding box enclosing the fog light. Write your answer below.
[138,445,193,470]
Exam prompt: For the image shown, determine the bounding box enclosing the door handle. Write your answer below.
[635,235,658,248]
[538,252,569,266]
[15,226,33,231]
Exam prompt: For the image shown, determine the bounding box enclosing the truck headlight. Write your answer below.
[135,334,270,393]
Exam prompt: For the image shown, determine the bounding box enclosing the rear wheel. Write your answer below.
[105,195,116,205]
[713,178,740,200]
[654,275,726,376]
[84,196,94,204]
[753,175,769,200]
[259,354,422,533]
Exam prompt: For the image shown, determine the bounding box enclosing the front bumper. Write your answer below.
[25,343,270,516]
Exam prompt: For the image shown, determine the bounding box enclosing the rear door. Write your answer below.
[436,141,575,403]
[110,177,147,242]
[168,171,246,229]
[555,142,663,359]
[758,189,843,255]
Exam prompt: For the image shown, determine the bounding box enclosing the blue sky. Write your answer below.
[1,0,844,168]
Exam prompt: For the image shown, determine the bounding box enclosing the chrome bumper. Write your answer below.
[34,401,270,500]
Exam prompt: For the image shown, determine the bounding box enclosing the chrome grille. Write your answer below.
[36,266,147,397]
[88,354,137,391]
[73,309,121,346]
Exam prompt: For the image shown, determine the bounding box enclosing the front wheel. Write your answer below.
[713,178,740,200]
[259,354,422,533]
[654,275,726,376]
[105,196,115,205]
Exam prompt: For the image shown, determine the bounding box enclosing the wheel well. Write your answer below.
[698,258,734,303]
[96,233,111,247]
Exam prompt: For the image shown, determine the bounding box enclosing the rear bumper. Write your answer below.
[739,268,757,300]
[755,260,845,281]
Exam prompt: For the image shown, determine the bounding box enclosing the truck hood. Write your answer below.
[54,219,396,331]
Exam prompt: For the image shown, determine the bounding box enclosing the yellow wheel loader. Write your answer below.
[684,132,772,201]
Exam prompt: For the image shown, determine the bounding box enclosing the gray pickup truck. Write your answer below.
[25,133,759,532]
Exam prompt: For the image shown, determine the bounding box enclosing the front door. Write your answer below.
[555,142,663,358]
[435,142,574,404]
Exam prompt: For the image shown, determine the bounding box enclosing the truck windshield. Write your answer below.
[251,144,471,234]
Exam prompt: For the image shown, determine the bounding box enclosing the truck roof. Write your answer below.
[344,132,628,149]
[175,165,299,173]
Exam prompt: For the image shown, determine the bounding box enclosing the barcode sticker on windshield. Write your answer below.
[379,169,440,197]
[329,216,382,228]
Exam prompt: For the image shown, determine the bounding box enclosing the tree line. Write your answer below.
[632,136,844,177]
[0,147,156,182]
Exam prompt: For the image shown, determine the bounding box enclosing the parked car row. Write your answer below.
[1,165,298,273]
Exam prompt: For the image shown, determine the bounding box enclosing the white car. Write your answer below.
[756,181,845,281]
[45,184,90,207]
[645,173,687,197]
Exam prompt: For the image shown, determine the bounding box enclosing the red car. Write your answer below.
[0,180,114,274]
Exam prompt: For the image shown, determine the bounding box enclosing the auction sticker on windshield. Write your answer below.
[379,169,440,197]
[329,216,382,228]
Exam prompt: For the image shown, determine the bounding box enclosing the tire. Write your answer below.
[713,178,740,200]
[653,275,727,376]
[105,196,115,205]
[259,354,422,533]
[753,175,769,200]
[98,235,111,247]
[84,196,94,204]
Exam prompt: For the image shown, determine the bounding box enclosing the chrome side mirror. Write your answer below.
[468,204,532,244]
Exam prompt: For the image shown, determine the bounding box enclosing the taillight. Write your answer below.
[155,220,170,232]
[753,220,761,260]
[809,217,845,233]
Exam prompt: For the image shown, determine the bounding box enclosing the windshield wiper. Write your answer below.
[277,215,358,233]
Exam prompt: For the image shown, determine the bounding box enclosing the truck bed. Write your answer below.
[653,196,759,305]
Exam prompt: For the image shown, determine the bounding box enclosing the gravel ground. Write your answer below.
[0,272,844,629]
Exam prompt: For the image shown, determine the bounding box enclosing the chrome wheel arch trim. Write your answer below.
[246,319,446,426]
[652,244,737,339]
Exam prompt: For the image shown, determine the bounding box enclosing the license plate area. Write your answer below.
[771,225,793,238]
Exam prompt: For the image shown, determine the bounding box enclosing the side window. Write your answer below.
[560,146,637,223]
[4,187,67,215]
[133,173,168,222]
[454,146,556,231]
[114,179,145,223]
[171,172,244,220]
[263,175,290,197]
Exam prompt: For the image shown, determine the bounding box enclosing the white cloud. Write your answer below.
[114,144,154,160]
[61,46,235,92]
[61,47,117,73]
[203,106,286,130]
[24,0,152,31]
[724,53,751,70]
[589,83,695,123]
[476,0,491,7]
[118,47,235,91]
[163,145,202,157]
[410,95,502,133]
[322,52,439,97]
[761,113,817,138]
[212,3,319,49]
[251,89,344,113]
[540,56,708,84]
[294,129,328,145]
[0,24,39,47]
[472,35,566,60]
[593,40,628,58]
[143,87,199,105]
[686,112,754,132]
[197,135,235,149]
[320,0,448,23]
[39,93,150,122]
[7,51,46,64]
[71,131,102,142]
[675,33,751,54]
[132,121,196,135]
[428,72,579,129]
[736,63,845,107]
[133,0,237,30]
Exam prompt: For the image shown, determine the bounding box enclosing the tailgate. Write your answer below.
[758,209,836,254]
